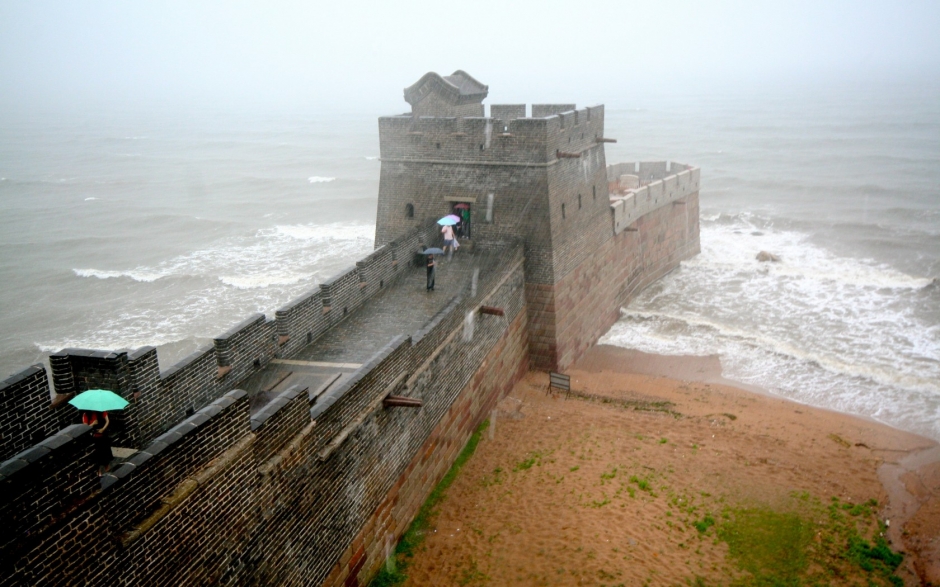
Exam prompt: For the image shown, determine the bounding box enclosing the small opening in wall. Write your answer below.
[578,194,582,209]
[436,142,440,149]
[307,332,313,344]
[562,203,566,219]
[405,203,414,218]
[503,125,508,132]
[343,307,348,316]
[186,407,194,417]
[380,279,384,289]
[253,358,261,368]
[480,144,484,151]
[593,185,596,200]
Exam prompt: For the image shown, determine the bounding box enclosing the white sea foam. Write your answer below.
[84,197,97,201]
[364,156,378,160]
[274,222,373,241]
[220,272,311,289]
[601,214,940,440]
[73,268,167,282]
[43,222,377,370]
[308,176,336,183]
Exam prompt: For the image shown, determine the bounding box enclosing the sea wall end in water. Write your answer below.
[0,71,699,586]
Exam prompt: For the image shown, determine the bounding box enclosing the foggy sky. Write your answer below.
[1,0,939,113]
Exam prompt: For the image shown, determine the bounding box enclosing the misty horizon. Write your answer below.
[2,1,939,115]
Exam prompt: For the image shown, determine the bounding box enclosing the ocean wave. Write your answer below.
[308,176,336,183]
[274,222,373,241]
[73,268,168,282]
[84,197,98,201]
[220,272,311,289]
[73,222,374,289]
[691,217,933,289]
[601,213,940,439]
[607,310,940,395]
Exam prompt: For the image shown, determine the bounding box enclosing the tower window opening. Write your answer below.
[593,186,596,200]
[436,142,440,149]
[405,203,414,218]
[562,203,566,219]
[578,194,582,209]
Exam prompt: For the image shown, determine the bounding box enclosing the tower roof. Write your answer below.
[403,70,488,107]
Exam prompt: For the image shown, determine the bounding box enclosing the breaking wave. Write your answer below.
[601,213,940,440]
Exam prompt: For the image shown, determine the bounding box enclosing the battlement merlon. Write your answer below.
[378,105,606,165]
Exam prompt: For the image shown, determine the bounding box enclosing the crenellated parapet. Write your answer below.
[0,232,528,586]
[0,70,701,586]
[608,161,702,235]
[0,221,442,463]
[377,104,605,167]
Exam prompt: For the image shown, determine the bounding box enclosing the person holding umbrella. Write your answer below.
[422,247,444,291]
[437,215,460,260]
[69,388,128,476]
[83,411,112,475]
[441,222,456,259]
[426,253,436,291]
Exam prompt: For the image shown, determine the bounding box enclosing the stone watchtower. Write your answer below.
[375,71,617,370]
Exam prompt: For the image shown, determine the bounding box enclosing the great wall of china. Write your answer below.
[0,71,700,586]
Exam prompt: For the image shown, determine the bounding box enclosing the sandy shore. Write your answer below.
[398,346,940,586]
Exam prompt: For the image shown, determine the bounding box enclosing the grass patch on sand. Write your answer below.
[369,420,489,587]
[694,493,904,587]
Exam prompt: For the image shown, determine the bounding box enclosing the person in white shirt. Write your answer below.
[441,223,456,259]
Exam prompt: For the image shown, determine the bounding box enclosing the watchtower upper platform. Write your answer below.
[403,70,489,118]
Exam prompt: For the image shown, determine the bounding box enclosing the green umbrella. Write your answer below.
[68,389,129,412]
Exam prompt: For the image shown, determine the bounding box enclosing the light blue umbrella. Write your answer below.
[68,389,129,412]
[437,215,459,226]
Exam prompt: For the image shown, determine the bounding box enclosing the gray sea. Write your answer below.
[1,79,938,440]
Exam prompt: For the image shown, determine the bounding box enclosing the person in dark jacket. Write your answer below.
[426,254,436,291]
[82,411,112,476]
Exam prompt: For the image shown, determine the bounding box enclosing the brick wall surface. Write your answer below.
[0,242,529,587]
[0,80,702,587]
[323,297,529,587]
[0,365,59,460]
[532,190,701,371]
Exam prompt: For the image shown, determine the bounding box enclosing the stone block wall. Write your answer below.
[536,189,701,371]
[276,221,436,358]
[528,162,700,371]
[0,366,59,460]
[375,106,607,303]
[532,104,577,117]
[323,280,529,586]
[16,222,439,450]
[0,241,528,587]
